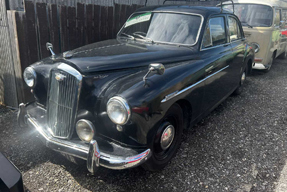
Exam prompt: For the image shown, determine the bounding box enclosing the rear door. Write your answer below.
[201,15,234,112]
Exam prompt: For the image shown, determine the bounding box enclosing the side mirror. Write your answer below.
[143,63,165,82]
[149,63,165,75]
[46,42,55,57]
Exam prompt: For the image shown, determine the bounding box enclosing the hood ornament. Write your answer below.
[46,42,56,58]
[55,73,66,81]
[63,51,73,59]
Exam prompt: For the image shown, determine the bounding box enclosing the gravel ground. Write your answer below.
[1,58,287,192]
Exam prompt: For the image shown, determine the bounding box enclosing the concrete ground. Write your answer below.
[1,58,287,192]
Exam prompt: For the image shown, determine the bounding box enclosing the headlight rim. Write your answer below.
[76,119,95,143]
[107,96,131,125]
[23,66,37,88]
[251,42,260,53]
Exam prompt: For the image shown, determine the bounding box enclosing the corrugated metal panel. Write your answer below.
[0,1,18,107]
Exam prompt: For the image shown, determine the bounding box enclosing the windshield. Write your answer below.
[118,12,202,45]
[223,4,273,27]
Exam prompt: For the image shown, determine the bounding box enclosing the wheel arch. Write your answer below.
[175,99,192,129]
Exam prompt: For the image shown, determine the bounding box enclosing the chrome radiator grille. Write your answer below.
[47,64,82,139]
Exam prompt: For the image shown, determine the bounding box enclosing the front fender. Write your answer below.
[82,60,204,147]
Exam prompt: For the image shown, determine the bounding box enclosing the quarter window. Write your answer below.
[228,17,242,41]
[202,17,227,48]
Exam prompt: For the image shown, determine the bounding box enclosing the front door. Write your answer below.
[201,16,234,113]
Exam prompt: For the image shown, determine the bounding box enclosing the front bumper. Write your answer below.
[18,103,151,174]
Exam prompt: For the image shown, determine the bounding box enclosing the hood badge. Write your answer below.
[55,73,66,81]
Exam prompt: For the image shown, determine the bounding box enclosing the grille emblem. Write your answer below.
[55,73,66,81]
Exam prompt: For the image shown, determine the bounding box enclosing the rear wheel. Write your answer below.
[233,67,247,96]
[263,54,274,72]
[279,49,287,59]
[142,103,183,171]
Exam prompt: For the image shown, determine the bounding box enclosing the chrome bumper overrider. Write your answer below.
[18,103,151,174]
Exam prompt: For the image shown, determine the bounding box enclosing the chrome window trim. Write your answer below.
[200,16,228,51]
[161,65,229,103]
[117,11,204,47]
[201,42,231,51]
[227,16,244,42]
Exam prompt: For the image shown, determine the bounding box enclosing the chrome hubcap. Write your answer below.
[160,125,175,150]
[241,72,246,85]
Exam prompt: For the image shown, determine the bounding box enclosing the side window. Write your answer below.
[203,17,227,48]
[274,9,281,27]
[228,17,242,41]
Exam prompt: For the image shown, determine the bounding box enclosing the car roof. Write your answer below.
[136,5,232,18]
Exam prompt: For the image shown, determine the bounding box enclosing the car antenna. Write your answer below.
[220,0,234,13]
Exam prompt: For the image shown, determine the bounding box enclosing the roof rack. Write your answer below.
[163,0,192,5]
[162,0,234,14]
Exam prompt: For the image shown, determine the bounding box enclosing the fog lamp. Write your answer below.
[76,119,95,143]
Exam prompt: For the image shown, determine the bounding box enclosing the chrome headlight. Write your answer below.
[23,67,36,87]
[107,96,131,125]
[76,119,95,143]
[251,42,260,53]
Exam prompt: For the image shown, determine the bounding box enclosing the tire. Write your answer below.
[263,55,274,72]
[279,49,287,59]
[233,67,247,96]
[142,103,184,171]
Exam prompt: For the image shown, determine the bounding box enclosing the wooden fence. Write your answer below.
[1,0,220,107]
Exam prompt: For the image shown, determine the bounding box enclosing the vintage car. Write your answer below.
[0,152,24,192]
[18,5,254,173]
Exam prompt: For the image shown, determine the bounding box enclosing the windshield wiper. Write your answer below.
[241,22,253,28]
[132,33,154,43]
[119,33,135,40]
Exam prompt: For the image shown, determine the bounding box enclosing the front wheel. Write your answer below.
[142,103,183,171]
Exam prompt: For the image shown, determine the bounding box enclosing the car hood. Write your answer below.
[59,39,198,73]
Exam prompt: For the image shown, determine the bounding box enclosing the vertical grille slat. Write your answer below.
[47,65,82,139]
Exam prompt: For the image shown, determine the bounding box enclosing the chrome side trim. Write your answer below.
[117,11,204,47]
[161,65,230,103]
